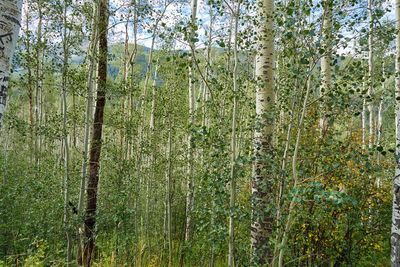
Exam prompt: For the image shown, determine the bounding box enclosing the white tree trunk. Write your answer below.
[0,0,22,130]
[392,0,400,265]
[320,0,332,133]
[368,0,374,150]
[146,60,159,260]
[251,0,274,265]
[229,3,241,266]
[185,0,198,242]
[61,3,73,265]
[376,63,384,188]
[362,80,366,150]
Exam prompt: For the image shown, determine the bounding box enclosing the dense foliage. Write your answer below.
[0,0,396,266]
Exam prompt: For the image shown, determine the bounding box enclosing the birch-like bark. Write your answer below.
[377,94,383,146]
[376,63,384,176]
[203,6,213,130]
[61,3,72,265]
[34,2,42,162]
[129,0,139,240]
[226,13,233,74]
[23,9,34,159]
[377,63,384,148]
[83,0,108,265]
[368,0,374,150]
[119,7,130,168]
[391,0,400,265]
[251,0,274,265]
[77,2,98,264]
[320,0,332,133]
[228,2,240,266]
[135,1,167,240]
[362,79,366,149]
[205,7,214,266]
[185,0,198,243]
[146,60,159,260]
[0,0,22,131]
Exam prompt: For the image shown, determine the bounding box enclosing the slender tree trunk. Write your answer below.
[61,3,72,266]
[135,4,165,239]
[320,0,332,133]
[368,0,374,150]
[251,0,275,265]
[34,3,42,163]
[391,0,400,265]
[362,79,366,149]
[226,13,233,74]
[0,0,22,131]
[228,3,241,267]
[376,62,384,175]
[146,61,159,261]
[23,9,34,161]
[272,78,298,266]
[72,92,76,148]
[77,3,98,264]
[185,0,198,243]
[83,0,108,265]
[205,8,214,266]
[278,68,314,267]
[129,0,139,245]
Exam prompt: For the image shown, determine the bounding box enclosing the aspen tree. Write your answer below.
[391,0,400,264]
[203,5,213,130]
[129,0,139,239]
[34,0,44,162]
[22,7,34,157]
[320,0,332,133]
[146,60,159,260]
[376,62,384,178]
[83,0,109,265]
[368,0,374,150]
[205,7,214,265]
[76,2,98,264]
[251,0,274,265]
[185,0,198,243]
[61,2,73,265]
[0,0,22,130]
[377,63,384,147]
[135,1,168,242]
[362,79,367,149]
[229,1,241,266]
[119,4,131,167]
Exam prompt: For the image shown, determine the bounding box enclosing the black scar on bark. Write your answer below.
[395,184,400,206]
[2,15,20,27]
[391,232,400,264]
[0,32,12,45]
